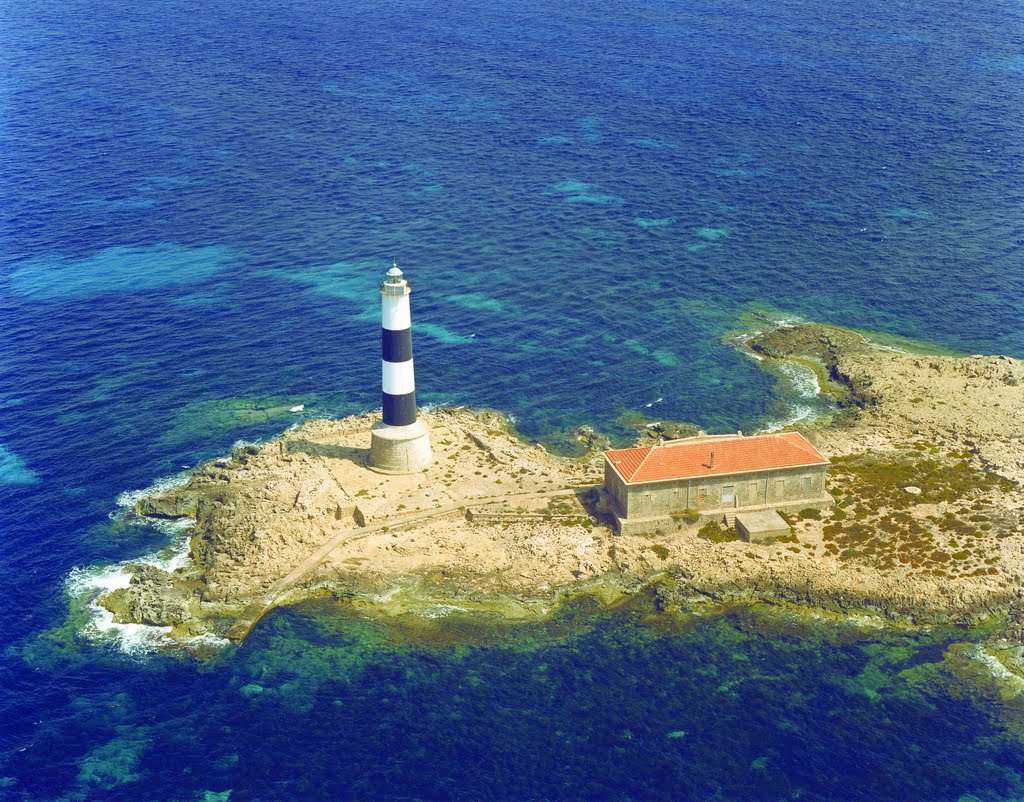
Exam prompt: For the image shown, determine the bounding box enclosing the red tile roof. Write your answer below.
[605,432,828,485]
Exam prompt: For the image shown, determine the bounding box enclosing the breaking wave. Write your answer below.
[761,361,834,433]
[115,471,192,511]
[63,520,213,656]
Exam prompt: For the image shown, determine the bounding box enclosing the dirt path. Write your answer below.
[224,486,590,642]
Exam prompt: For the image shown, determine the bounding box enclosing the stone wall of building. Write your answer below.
[604,460,629,517]
[606,463,831,535]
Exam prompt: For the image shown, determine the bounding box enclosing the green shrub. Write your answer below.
[670,508,701,524]
[697,520,739,544]
[798,508,821,520]
[761,533,799,546]
[650,545,670,560]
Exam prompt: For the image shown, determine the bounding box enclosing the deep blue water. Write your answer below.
[2,0,1024,798]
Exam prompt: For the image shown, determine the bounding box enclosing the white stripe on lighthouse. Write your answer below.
[382,359,416,395]
[382,295,411,331]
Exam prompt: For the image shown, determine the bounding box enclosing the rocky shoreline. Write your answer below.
[97,321,1024,653]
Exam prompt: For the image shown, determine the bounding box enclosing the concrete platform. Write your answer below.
[736,509,792,543]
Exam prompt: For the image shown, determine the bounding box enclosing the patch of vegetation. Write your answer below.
[670,508,701,524]
[760,533,799,546]
[820,452,1021,577]
[798,508,821,520]
[650,544,670,560]
[697,520,740,544]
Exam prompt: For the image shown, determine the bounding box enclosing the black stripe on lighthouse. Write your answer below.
[383,390,417,427]
[382,325,417,427]
[382,327,413,363]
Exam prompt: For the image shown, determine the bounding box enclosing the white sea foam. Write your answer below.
[761,361,832,433]
[148,517,196,537]
[776,360,822,399]
[115,470,192,510]
[65,562,133,599]
[421,603,470,619]
[65,526,198,656]
[762,405,815,434]
[66,562,171,657]
[185,632,233,650]
[728,318,834,433]
[90,608,174,657]
[970,645,1024,691]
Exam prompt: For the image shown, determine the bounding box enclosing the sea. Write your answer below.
[2,0,1023,798]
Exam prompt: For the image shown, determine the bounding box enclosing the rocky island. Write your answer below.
[101,322,1024,654]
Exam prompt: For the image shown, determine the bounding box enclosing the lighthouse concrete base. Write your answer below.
[369,419,433,474]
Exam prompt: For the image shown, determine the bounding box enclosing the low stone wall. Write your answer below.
[465,508,593,524]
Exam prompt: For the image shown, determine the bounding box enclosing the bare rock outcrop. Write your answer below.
[101,564,197,627]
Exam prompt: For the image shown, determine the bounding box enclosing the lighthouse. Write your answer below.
[369,262,432,473]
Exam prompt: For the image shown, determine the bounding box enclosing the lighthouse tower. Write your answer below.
[369,262,432,473]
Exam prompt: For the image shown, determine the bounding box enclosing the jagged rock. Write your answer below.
[570,425,613,453]
[99,564,194,627]
[134,494,197,519]
[645,421,700,441]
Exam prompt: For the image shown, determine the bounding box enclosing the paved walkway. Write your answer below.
[224,484,596,642]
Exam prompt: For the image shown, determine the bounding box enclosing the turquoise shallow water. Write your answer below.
[2,0,1023,798]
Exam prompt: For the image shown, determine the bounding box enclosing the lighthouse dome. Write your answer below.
[381,262,409,296]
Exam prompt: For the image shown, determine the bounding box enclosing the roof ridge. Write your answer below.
[778,431,815,455]
[787,432,830,462]
[631,442,659,480]
[605,444,652,482]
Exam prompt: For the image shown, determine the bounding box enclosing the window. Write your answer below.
[722,485,735,503]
